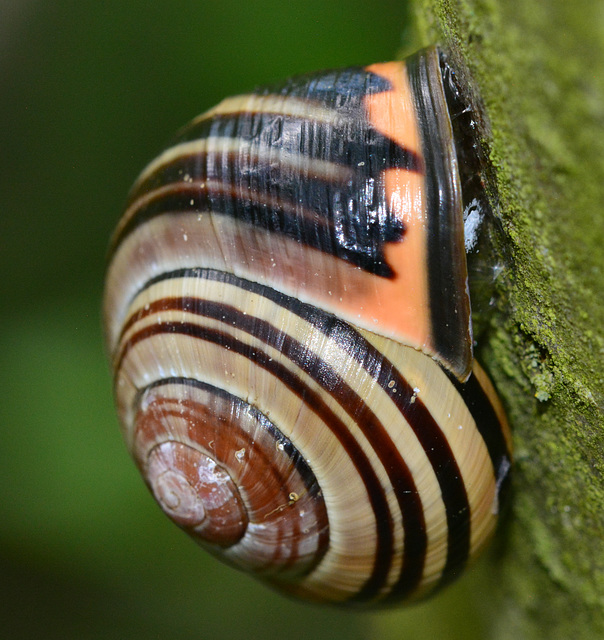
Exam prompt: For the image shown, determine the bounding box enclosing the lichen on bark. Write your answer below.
[406,0,604,638]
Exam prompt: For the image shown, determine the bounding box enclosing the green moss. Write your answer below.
[412,0,604,637]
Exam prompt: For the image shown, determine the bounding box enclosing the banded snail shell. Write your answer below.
[104,46,512,606]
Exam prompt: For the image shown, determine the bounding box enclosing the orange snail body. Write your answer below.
[104,47,512,606]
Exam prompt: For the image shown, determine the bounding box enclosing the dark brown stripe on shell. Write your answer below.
[451,371,512,516]
[113,69,428,280]
[129,269,475,593]
[125,268,477,598]
[282,298,471,598]
[139,378,329,573]
[111,144,406,279]
[143,378,326,518]
[112,177,336,264]
[118,317,398,601]
[345,351,471,600]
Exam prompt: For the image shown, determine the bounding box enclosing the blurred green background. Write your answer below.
[1,2,495,638]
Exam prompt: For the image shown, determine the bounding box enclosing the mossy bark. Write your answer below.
[403,0,604,637]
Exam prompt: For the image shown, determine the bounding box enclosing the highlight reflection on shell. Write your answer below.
[104,46,512,606]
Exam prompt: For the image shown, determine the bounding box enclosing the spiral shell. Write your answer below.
[104,47,512,606]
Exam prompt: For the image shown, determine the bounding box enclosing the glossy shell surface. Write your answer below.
[104,47,512,606]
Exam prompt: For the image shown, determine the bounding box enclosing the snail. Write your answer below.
[103,46,512,606]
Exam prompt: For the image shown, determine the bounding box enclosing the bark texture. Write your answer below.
[405,0,604,637]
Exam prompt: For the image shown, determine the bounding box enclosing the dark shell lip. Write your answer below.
[438,48,506,338]
[406,47,472,379]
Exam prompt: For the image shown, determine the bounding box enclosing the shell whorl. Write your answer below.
[104,47,512,606]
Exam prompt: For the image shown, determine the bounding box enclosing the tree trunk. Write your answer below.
[399,0,604,638]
